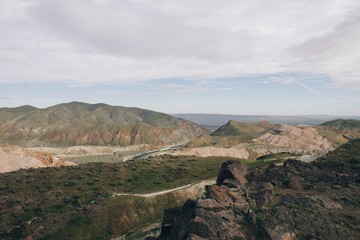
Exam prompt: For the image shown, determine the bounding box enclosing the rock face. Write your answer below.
[0,102,207,147]
[159,161,252,240]
[156,158,360,240]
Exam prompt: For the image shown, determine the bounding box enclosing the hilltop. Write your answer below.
[174,120,333,160]
[186,120,271,148]
[0,102,207,147]
[211,120,271,138]
[315,119,360,147]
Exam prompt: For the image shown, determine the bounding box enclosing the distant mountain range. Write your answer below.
[172,114,360,129]
[0,102,207,147]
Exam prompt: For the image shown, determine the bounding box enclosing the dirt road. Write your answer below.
[111,179,215,198]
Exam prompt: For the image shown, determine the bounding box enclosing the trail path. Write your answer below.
[111,179,215,198]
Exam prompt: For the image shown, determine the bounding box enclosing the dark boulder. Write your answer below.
[216,160,248,187]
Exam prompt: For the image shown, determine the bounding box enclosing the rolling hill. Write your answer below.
[316,119,360,146]
[0,102,207,147]
[187,121,271,148]
[211,120,272,138]
[176,120,337,159]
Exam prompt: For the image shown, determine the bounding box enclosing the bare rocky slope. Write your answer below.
[186,120,272,148]
[172,121,333,160]
[0,102,207,147]
[258,123,332,154]
[211,120,271,138]
[155,139,360,240]
[0,144,74,173]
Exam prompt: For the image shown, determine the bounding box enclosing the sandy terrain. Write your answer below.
[164,124,333,160]
[29,144,149,158]
[259,124,333,154]
[0,144,74,173]
[0,149,46,173]
[171,146,251,159]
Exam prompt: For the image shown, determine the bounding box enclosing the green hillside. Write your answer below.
[317,119,360,146]
[318,138,360,164]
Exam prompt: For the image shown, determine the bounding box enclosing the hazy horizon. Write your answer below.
[1,1,360,115]
[2,101,360,119]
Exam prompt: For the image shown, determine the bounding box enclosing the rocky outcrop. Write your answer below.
[156,158,360,240]
[158,161,252,240]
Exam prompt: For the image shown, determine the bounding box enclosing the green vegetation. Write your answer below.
[0,153,287,239]
[256,152,300,161]
[319,138,360,164]
[317,119,360,146]
[316,127,348,147]
[320,119,360,130]
[0,156,244,239]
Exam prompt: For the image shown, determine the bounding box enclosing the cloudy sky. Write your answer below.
[1,0,360,115]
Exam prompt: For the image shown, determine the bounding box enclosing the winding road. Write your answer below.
[122,143,186,162]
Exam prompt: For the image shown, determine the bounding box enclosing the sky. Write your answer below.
[0,0,360,115]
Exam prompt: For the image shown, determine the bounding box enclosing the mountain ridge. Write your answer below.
[0,102,207,147]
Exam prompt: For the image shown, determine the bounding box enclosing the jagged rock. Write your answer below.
[158,158,360,240]
[196,199,225,212]
[287,172,304,190]
[158,161,250,239]
[216,160,248,186]
[262,182,274,191]
[260,225,297,240]
[254,188,274,205]
[187,234,208,240]
[316,195,343,209]
[207,185,233,207]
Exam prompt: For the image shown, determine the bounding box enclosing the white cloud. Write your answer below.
[0,0,359,88]
[287,6,360,88]
[268,75,321,95]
